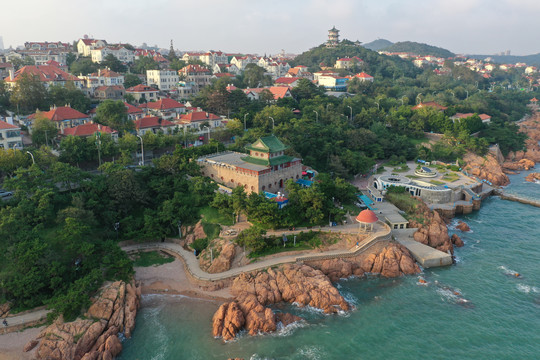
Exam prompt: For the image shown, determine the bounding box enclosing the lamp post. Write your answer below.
[26,151,35,165]
[347,105,353,122]
[465,90,469,99]
[244,113,249,131]
[416,93,422,104]
[269,116,275,130]
[375,102,380,110]
[136,135,144,166]
[313,110,319,122]
[114,222,120,240]
[95,132,102,167]
[203,126,210,141]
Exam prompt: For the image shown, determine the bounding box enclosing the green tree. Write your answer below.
[132,57,159,74]
[10,73,48,113]
[48,83,91,113]
[102,54,127,73]
[95,100,133,134]
[235,226,267,253]
[70,57,98,76]
[31,112,58,146]
[124,73,142,89]
[66,53,77,67]
[242,64,272,88]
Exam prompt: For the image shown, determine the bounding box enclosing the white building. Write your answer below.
[182,51,228,68]
[81,68,125,93]
[77,38,107,57]
[91,46,135,63]
[0,120,22,149]
[146,69,179,91]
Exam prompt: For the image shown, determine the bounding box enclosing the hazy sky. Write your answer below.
[2,0,540,55]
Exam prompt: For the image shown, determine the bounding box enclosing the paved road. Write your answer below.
[122,223,391,282]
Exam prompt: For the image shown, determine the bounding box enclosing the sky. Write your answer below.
[2,0,540,56]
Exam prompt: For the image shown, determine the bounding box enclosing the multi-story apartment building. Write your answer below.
[0,120,23,149]
[146,69,179,91]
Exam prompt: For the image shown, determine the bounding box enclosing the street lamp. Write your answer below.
[136,135,144,166]
[203,125,210,141]
[375,102,380,110]
[465,90,469,99]
[269,116,275,130]
[114,222,120,240]
[26,151,35,165]
[416,93,422,104]
[244,113,249,131]
[313,110,319,122]
[347,105,353,122]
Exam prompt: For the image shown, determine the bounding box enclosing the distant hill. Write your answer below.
[381,41,455,58]
[290,43,420,78]
[467,53,540,67]
[362,39,393,51]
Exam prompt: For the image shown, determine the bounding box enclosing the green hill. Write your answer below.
[363,39,394,51]
[290,43,420,78]
[381,41,455,58]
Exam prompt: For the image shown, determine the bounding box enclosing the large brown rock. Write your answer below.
[200,240,237,274]
[212,302,245,341]
[456,221,470,232]
[464,152,509,186]
[358,244,421,277]
[413,209,454,255]
[32,280,141,360]
[525,172,540,183]
[451,234,464,247]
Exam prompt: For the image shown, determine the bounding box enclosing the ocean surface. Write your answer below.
[119,170,540,360]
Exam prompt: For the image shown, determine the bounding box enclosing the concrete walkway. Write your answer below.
[122,223,392,282]
[393,228,452,268]
[1,308,49,334]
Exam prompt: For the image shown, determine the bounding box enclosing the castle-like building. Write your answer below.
[327,26,340,48]
[198,135,303,194]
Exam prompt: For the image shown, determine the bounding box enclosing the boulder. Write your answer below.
[212,302,245,341]
[275,312,302,326]
[23,339,39,352]
[456,221,470,232]
[464,152,509,186]
[451,234,465,247]
[201,240,236,274]
[104,335,122,357]
[525,172,540,183]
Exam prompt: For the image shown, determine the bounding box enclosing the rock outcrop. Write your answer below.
[184,220,206,246]
[463,152,509,186]
[525,172,540,183]
[212,264,348,341]
[456,221,470,232]
[314,244,420,282]
[28,280,141,360]
[413,210,454,255]
[199,239,236,273]
[451,234,464,247]
[503,158,535,172]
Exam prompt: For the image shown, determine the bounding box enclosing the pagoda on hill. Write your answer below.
[327,26,340,48]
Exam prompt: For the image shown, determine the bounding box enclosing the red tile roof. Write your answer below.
[180,64,211,74]
[30,106,88,122]
[90,69,122,78]
[62,122,116,137]
[354,72,373,79]
[124,102,143,114]
[146,98,185,110]
[275,77,299,85]
[214,73,234,78]
[4,65,81,83]
[179,111,221,123]
[356,209,378,223]
[94,85,125,92]
[135,116,175,129]
[126,84,158,92]
[0,120,19,130]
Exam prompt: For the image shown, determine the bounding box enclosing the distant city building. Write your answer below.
[4,65,84,89]
[77,38,107,57]
[327,26,340,48]
[24,41,71,51]
[0,36,4,51]
[0,120,22,149]
[29,106,91,131]
[125,84,159,102]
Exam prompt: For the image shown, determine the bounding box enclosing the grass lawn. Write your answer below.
[406,175,420,179]
[133,251,174,267]
[410,137,428,146]
[343,203,362,216]
[199,206,233,226]
[392,165,410,173]
[429,180,445,185]
[202,222,221,241]
[442,173,460,182]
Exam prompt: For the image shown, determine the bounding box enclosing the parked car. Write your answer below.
[0,189,13,199]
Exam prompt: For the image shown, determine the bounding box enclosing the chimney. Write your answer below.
[206,112,209,118]
[8,69,14,80]
[98,68,101,76]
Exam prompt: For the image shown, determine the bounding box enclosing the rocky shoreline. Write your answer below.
[23,280,141,360]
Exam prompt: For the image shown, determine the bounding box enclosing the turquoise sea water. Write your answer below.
[119,171,540,360]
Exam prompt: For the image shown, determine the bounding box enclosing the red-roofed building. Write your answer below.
[77,38,107,57]
[179,65,212,94]
[451,113,491,124]
[0,63,14,79]
[0,120,23,149]
[81,68,124,93]
[93,85,125,100]
[124,102,144,121]
[135,116,176,135]
[412,102,447,111]
[4,65,84,89]
[243,87,293,101]
[29,106,91,131]
[61,122,117,139]
[274,77,300,87]
[145,98,185,119]
[351,72,374,82]
[126,84,159,102]
[178,111,222,130]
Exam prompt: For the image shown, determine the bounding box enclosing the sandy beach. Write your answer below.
[0,326,42,360]
[135,258,233,301]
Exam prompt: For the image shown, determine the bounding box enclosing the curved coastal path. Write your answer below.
[122,221,392,283]
[0,308,49,335]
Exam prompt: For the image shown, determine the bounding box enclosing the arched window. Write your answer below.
[231,179,235,183]
[262,186,266,191]
[221,176,224,180]
[211,174,214,178]
[251,186,254,191]
[269,184,272,189]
